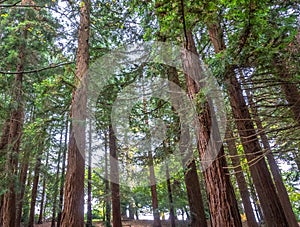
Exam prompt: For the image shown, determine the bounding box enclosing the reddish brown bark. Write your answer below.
[225,127,258,227]
[182,31,242,227]
[165,163,176,227]
[149,157,161,227]
[15,150,30,227]
[51,129,64,227]
[60,0,90,226]
[28,141,48,227]
[2,37,25,227]
[109,125,122,227]
[240,72,298,227]
[207,21,288,226]
[168,66,208,227]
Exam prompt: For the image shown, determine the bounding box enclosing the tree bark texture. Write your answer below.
[61,0,90,226]
[182,31,242,227]
[109,125,122,227]
[207,21,288,226]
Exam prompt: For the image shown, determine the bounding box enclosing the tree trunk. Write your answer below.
[246,172,263,223]
[60,0,90,226]
[104,130,111,226]
[51,128,64,227]
[207,20,288,226]
[275,59,300,125]
[165,162,176,227]
[239,71,298,227]
[227,72,288,226]
[225,126,258,227]
[167,66,208,227]
[28,149,43,227]
[143,100,162,227]
[86,121,93,227]
[109,124,122,227]
[182,31,242,227]
[149,153,161,227]
[37,149,49,224]
[15,149,30,227]
[57,118,68,227]
[1,1,27,222]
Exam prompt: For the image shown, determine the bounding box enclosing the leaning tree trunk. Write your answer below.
[109,124,122,227]
[206,20,288,226]
[239,70,298,227]
[225,126,258,227]
[60,0,90,226]
[182,31,242,227]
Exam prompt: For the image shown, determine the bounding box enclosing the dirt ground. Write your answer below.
[34,220,250,227]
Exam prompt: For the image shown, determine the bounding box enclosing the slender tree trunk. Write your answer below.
[28,148,44,227]
[15,149,30,227]
[15,107,35,227]
[225,126,258,227]
[149,153,161,227]
[207,20,288,226]
[104,130,111,226]
[86,121,92,227]
[22,160,34,226]
[61,0,90,226]
[128,201,135,220]
[109,125,122,227]
[182,31,242,227]
[165,162,176,227]
[246,172,263,223]
[0,120,10,224]
[57,118,68,227]
[168,66,208,227]
[37,149,49,224]
[51,128,64,227]
[239,70,298,227]
[143,100,162,227]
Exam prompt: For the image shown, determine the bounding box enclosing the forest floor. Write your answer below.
[34,220,250,226]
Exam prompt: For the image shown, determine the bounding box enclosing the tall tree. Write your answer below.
[61,0,90,225]
[239,70,299,227]
[206,18,288,226]
[1,0,30,224]
[182,31,242,226]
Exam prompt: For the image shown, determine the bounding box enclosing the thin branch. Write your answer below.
[0,0,21,7]
[0,61,74,75]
